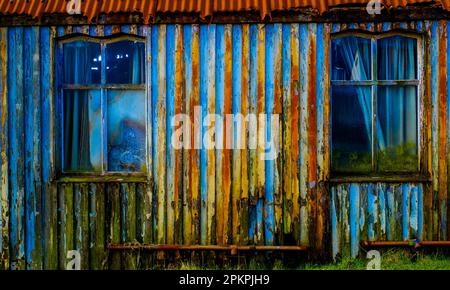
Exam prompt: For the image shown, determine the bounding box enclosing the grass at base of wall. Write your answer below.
[303,250,450,270]
[176,250,450,270]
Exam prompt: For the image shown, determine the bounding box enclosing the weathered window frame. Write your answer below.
[55,34,149,182]
[330,30,428,182]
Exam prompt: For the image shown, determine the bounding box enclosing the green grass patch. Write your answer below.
[302,250,450,270]
[175,250,450,270]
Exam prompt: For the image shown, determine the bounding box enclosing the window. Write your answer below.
[59,37,146,174]
[331,34,420,174]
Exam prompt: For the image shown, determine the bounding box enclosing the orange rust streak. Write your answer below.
[223,25,233,244]
[64,26,73,35]
[240,24,249,201]
[273,26,283,237]
[0,1,8,13]
[238,24,250,245]
[316,24,331,252]
[438,21,447,226]
[290,25,300,228]
[1,29,8,246]
[27,0,39,17]
[45,0,56,14]
[322,24,331,180]
[206,30,216,245]
[291,78,299,165]
[307,26,317,247]
[307,33,317,188]
[112,25,121,34]
[57,0,66,14]
[190,25,200,244]
[11,0,20,14]
[174,25,184,244]
[256,25,265,200]
[422,21,433,241]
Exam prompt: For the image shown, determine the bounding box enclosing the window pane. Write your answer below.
[332,86,372,173]
[63,41,101,84]
[107,90,146,172]
[332,36,372,81]
[106,41,145,84]
[63,90,102,172]
[378,36,417,80]
[377,86,418,172]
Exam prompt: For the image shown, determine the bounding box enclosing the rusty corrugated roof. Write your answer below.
[0,0,448,22]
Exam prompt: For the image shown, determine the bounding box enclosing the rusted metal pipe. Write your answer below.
[362,240,450,248]
[107,244,308,255]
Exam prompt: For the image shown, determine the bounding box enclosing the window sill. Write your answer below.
[56,173,149,183]
[329,174,430,184]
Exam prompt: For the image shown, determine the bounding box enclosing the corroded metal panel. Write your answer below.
[0,20,448,269]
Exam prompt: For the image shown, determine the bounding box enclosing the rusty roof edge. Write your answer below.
[0,0,449,21]
[1,4,450,26]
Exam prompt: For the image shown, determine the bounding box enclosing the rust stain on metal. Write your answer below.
[256,24,265,202]
[157,24,167,244]
[316,23,331,253]
[107,243,308,253]
[2,0,450,23]
[206,25,216,245]
[191,24,200,245]
[112,25,121,34]
[307,24,317,249]
[362,240,450,247]
[290,24,300,240]
[174,24,184,244]
[231,27,243,244]
[239,23,250,245]
[0,27,9,270]
[3,17,449,267]
[181,24,192,246]
[282,25,293,235]
[273,24,283,241]
[95,25,104,37]
[222,24,233,245]
[64,26,73,35]
[438,20,447,240]
[423,20,433,240]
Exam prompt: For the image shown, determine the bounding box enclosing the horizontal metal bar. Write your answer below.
[329,174,430,183]
[56,174,149,183]
[362,241,450,248]
[107,244,308,254]
[62,84,146,90]
[331,80,419,86]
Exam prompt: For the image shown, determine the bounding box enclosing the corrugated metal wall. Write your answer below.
[0,21,449,269]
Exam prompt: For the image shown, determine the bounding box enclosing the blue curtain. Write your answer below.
[106,41,144,84]
[63,41,100,171]
[335,36,417,154]
[377,36,417,153]
[334,37,373,142]
[131,44,144,84]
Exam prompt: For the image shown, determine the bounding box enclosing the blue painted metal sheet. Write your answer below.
[0,21,448,269]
